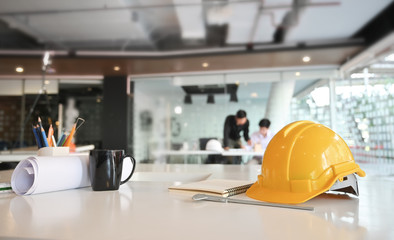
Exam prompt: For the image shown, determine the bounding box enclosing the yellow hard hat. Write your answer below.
[246,120,366,204]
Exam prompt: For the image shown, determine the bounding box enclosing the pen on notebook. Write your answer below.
[0,183,12,193]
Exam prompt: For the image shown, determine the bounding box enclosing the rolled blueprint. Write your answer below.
[11,155,90,195]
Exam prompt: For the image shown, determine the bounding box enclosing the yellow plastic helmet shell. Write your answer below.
[246,120,366,204]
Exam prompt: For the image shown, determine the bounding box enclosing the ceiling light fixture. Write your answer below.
[295,72,301,76]
[202,62,209,68]
[174,106,182,114]
[15,66,24,73]
[350,73,375,79]
[250,92,258,98]
[371,63,394,69]
[114,66,120,71]
[207,94,215,104]
[302,56,311,63]
[43,51,51,66]
[184,94,192,104]
[385,53,394,61]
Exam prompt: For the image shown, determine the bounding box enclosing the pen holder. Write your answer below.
[38,147,70,156]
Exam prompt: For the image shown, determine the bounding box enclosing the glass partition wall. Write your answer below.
[290,69,394,167]
[131,69,335,164]
[133,65,394,165]
[132,73,272,164]
[3,65,393,166]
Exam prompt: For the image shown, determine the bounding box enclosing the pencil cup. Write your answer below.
[38,147,70,156]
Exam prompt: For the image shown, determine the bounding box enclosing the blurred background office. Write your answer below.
[0,0,394,166]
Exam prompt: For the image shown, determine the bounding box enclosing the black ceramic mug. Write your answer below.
[89,149,136,191]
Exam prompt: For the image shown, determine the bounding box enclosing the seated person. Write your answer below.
[247,118,274,165]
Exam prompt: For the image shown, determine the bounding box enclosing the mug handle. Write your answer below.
[120,154,136,185]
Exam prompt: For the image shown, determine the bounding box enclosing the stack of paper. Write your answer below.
[11,155,90,195]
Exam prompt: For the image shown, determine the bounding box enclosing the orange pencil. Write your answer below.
[64,123,76,147]
[47,124,54,147]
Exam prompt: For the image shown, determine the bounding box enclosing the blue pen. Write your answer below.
[40,126,49,147]
[32,125,42,148]
[35,125,44,148]
[57,133,66,146]
[60,134,68,146]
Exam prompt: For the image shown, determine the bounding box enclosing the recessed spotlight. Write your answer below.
[302,56,311,63]
[295,72,301,76]
[350,73,375,79]
[251,92,258,98]
[114,66,120,71]
[15,66,24,73]
[174,106,182,114]
[202,62,209,68]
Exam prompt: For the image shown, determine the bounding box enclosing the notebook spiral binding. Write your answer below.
[226,183,253,197]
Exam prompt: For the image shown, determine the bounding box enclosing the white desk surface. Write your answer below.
[0,145,94,162]
[0,163,393,240]
[1,149,263,163]
[0,153,33,162]
[154,149,264,156]
[153,150,219,156]
[221,149,264,156]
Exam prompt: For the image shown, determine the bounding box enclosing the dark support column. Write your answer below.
[127,81,134,154]
[102,76,131,151]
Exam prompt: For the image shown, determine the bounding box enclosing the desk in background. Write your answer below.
[0,145,95,163]
[153,149,264,164]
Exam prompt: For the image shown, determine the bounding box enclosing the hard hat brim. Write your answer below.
[246,181,325,204]
[246,168,365,204]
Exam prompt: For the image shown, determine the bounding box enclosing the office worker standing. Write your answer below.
[223,110,252,151]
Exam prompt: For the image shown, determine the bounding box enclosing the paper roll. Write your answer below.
[11,155,90,195]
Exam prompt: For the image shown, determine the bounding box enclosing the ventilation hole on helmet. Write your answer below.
[343,176,348,181]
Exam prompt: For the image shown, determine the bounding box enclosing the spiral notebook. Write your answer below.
[168,179,254,197]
